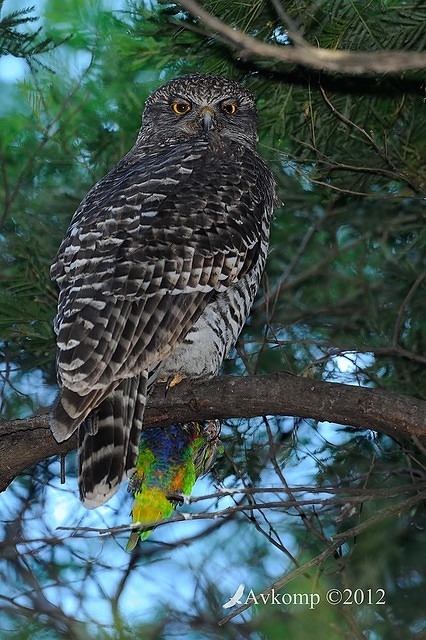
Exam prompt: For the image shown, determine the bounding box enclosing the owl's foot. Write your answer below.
[165,373,185,391]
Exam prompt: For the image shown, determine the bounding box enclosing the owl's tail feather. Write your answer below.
[78,371,148,508]
[50,385,109,442]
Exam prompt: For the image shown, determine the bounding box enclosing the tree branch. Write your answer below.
[1,372,425,493]
[176,0,426,74]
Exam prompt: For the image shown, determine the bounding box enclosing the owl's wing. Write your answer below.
[51,140,274,438]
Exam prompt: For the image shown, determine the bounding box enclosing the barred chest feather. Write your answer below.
[158,226,269,382]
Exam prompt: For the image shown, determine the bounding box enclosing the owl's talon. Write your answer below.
[165,374,185,392]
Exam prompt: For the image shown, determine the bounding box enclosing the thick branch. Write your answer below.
[1,373,425,493]
[176,0,426,74]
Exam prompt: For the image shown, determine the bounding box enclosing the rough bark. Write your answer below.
[1,372,425,493]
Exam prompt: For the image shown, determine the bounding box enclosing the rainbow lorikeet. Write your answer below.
[126,420,221,550]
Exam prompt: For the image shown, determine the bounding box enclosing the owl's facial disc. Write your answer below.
[174,103,222,137]
[140,74,258,147]
[167,99,221,135]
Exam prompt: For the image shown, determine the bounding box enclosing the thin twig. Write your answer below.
[392,270,426,347]
[218,489,426,624]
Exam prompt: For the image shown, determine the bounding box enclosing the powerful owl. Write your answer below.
[50,73,276,508]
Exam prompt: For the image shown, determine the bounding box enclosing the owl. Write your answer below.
[50,73,276,508]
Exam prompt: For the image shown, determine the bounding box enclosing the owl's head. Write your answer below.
[139,74,258,148]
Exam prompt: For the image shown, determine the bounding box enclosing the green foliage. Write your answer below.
[0,1,425,639]
[0,1,58,60]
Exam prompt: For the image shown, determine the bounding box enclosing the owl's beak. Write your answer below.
[199,106,216,132]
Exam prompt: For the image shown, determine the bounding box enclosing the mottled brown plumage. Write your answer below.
[50,74,275,507]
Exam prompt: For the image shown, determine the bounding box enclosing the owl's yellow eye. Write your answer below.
[171,102,191,115]
[222,102,238,115]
